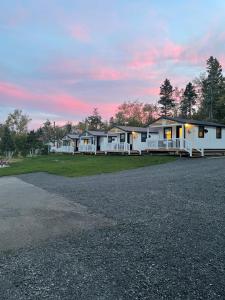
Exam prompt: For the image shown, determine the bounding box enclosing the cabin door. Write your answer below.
[75,140,79,152]
[127,133,133,150]
[176,126,183,138]
[96,136,101,151]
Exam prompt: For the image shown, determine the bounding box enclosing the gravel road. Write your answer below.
[1,158,225,299]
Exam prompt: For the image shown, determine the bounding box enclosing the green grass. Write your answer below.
[0,154,176,177]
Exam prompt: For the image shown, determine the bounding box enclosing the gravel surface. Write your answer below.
[1,158,225,299]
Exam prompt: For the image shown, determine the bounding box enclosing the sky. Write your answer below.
[1,0,225,128]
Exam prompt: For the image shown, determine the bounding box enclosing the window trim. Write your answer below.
[164,127,172,140]
[141,132,147,143]
[198,126,205,138]
[216,127,222,139]
[120,133,125,143]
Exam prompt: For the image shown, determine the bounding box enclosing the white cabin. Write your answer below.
[50,134,80,154]
[102,125,158,154]
[78,130,107,154]
[146,116,225,157]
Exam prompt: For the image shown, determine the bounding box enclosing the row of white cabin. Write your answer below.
[50,116,225,157]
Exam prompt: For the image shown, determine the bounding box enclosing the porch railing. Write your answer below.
[102,142,131,154]
[146,138,195,156]
[51,146,75,153]
[78,144,96,153]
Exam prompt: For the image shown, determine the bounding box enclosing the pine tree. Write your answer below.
[0,126,15,157]
[201,56,224,120]
[158,79,175,116]
[180,82,197,118]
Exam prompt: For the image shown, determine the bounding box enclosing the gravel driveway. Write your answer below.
[1,158,225,299]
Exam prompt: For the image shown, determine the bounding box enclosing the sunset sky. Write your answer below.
[1,0,225,128]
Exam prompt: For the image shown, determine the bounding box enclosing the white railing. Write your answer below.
[102,142,131,154]
[146,138,194,156]
[51,146,75,153]
[78,144,96,153]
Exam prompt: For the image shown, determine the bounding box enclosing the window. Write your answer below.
[141,132,147,142]
[164,127,172,140]
[108,136,112,143]
[216,127,222,139]
[120,133,125,143]
[198,126,204,138]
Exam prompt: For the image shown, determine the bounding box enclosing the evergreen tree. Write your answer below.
[158,79,175,116]
[180,82,197,118]
[86,108,104,130]
[0,126,15,157]
[201,56,224,120]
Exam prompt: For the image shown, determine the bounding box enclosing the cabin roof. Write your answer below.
[112,125,147,133]
[112,125,158,134]
[80,130,107,137]
[153,116,225,128]
[62,133,80,140]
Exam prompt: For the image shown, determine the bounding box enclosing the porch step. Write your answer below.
[129,150,141,156]
[191,149,202,158]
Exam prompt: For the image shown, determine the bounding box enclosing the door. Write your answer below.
[176,126,182,138]
[75,139,79,152]
[176,125,184,148]
[127,133,133,150]
[97,136,101,151]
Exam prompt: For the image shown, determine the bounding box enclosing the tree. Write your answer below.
[0,126,15,157]
[86,108,104,130]
[215,94,225,123]
[26,130,42,156]
[64,122,72,134]
[40,120,55,143]
[158,79,175,116]
[112,100,158,126]
[201,56,225,120]
[173,87,183,117]
[180,82,197,118]
[5,109,31,134]
[142,103,159,125]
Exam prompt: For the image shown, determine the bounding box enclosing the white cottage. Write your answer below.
[78,130,107,154]
[102,125,158,154]
[50,134,80,154]
[146,116,225,157]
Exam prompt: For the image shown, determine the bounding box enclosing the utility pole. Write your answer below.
[54,121,56,147]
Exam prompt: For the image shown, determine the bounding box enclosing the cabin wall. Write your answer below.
[190,126,225,149]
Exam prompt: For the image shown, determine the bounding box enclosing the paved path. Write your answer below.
[1,158,225,299]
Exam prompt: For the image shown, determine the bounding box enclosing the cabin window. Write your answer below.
[108,136,112,143]
[198,126,204,138]
[216,127,222,139]
[164,127,172,140]
[120,133,125,143]
[83,139,89,144]
[141,132,147,142]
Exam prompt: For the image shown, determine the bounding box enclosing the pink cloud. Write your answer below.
[0,80,119,121]
[129,40,185,69]
[90,66,125,81]
[0,81,34,99]
[0,81,90,116]
[69,25,90,42]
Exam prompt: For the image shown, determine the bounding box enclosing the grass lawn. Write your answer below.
[0,154,176,177]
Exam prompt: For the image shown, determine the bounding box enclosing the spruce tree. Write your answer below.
[180,82,197,118]
[202,56,224,120]
[158,79,175,116]
[0,126,15,157]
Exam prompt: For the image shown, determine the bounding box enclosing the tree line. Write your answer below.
[1,56,225,157]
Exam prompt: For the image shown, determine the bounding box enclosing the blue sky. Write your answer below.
[0,0,225,128]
